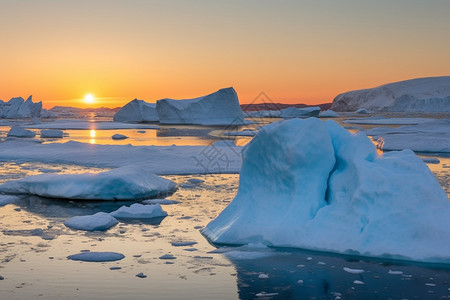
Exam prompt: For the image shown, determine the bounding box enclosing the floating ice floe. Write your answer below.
[332,76,450,112]
[114,99,159,123]
[365,118,450,152]
[64,212,119,231]
[319,109,339,118]
[110,203,168,219]
[0,165,176,200]
[224,130,258,137]
[279,106,320,118]
[40,129,63,138]
[0,140,243,174]
[0,96,42,119]
[7,126,36,138]
[203,118,450,264]
[156,87,246,125]
[111,134,128,140]
[67,252,125,262]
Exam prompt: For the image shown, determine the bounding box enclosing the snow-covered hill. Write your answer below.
[331,76,450,112]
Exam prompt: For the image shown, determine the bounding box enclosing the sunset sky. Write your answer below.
[1,0,449,109]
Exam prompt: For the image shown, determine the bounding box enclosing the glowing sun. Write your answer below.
[84,94,95,104]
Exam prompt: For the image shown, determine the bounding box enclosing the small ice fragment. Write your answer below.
[110,203,167,219]
[258,274,269,279]
[187,178,204,184]
[171,241,198,247]
[425,283,436,287]
[296,264,305,268]
[343,267,365,274]
[141,199,180,205]
[297,280,304,284]
[353,280,365,285]
[159,254,176,260]
[318,261,326,265]
[306,257,312,261]
[136,272,147,278]
[67,252,125,262]
[112,134,128,140]
[256,292,279,297]
[422,158,440,164]
[64,212,118,231]
[388,270,403,275]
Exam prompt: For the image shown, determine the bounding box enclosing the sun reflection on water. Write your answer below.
[89,129,96,144]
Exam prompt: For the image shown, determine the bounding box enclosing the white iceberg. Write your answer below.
[279,107,320,118]
[64,212,118,231]
[110,203,168,219]
[0,165,176,200]
[7,126,36,138]
[156,87,246,125]
[331,76,450,112]
[203,118,450,263]
[0,96,42,119]
[113,99,159,123]
[40,129,64,138]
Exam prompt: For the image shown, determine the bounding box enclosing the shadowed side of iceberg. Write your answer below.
[202,118,450,264]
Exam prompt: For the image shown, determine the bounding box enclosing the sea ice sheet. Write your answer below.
[0,165,176,200]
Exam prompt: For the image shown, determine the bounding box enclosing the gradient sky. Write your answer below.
[1,0,449,108]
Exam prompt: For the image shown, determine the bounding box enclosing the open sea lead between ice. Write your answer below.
[0,115,449,300]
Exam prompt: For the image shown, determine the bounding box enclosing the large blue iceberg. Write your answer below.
[203,118,450,263]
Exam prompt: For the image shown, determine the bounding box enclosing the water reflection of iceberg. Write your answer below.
[220,247,450,299]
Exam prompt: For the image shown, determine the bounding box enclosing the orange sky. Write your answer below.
[1,1,449,109]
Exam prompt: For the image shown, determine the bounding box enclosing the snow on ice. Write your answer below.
[110,203,168,219]
[331,76,450,112]
[0,165,176,200]
[202,118,450,264]
[156,87,246,125]
[113,99,159,123]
